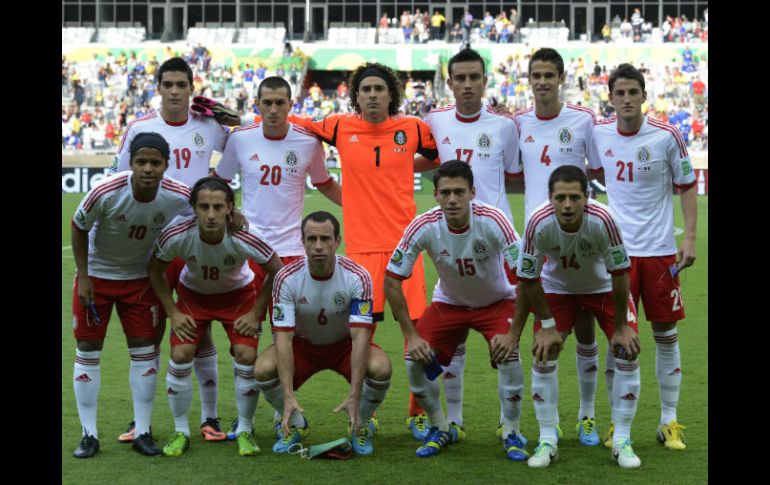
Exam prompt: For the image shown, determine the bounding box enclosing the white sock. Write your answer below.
[576,341,599,419]
[406,359,448,431]
[256,377,305,429]
[233,362,259,435]
[612,358,640,443]
[443,343,466,427]
[194,344,219,422]
[654,329,681,425]
[166,360,193,436]
[497,358,524,438]
[359,377,391,422]
[605,347,616,423]
[129,345,158,436]
[74,349,101,438]
[531,359,559,444]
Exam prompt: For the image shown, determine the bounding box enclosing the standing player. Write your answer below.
[384,161,527,460]
[148,177,282,457]
[588,63,696,450]
[512,48,601,446]
[109,57,231,444]
[254,212,392,455]
[506,166,642,469]
[71,133,191,458]
[422,48,523,443]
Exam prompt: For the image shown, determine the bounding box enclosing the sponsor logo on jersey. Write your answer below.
[249,153,260,161]
[579,239,592,252]
[224,255,236,266]
[438,249,450,257]
[442,136,451,145]
[477,133,492,150]
[113,214,128,221]
[559,128,573,144]
[153,212,166,224]
[193,132,205,147]
[611,248,627,265]
[525,135,535,143]
[473,240,488,258]
[352,299,373,318]
[390,249,404,266]
[604,148,614,157]
[332,291,346,308]
[521,255,536,275]
[636,146,652,164]
[285,150,299,167]
[681,158,693,176]
[75,209,87,225]
[349,134,359,142]
[272,305,285,322]
[298,296,309,304]
[394,130,407,145]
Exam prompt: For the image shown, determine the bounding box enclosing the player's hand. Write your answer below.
[77,274,94,308]
[170,311,197,342]
[234,312,259,337]
[532,327,563,363]
[281,395,304,437]
[226,209,249,233]
[333,393,362,435]
[490,332,519,364]
[676,238,696,271]
[610,325,641,361]
[407,333,432,364]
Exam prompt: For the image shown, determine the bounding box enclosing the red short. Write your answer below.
[534,293,639,339]
[170,283,259,348]
[628,255,686,323]
[72,276,164,341]
[291,336,383,390]
[165,257,186,291]
[356,251,427,321]
[413,299,514,366]
[251,255,302,322]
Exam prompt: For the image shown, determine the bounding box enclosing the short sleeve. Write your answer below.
[516,220,545,280]
[415,118,438,160]
[587,130,603,172]
[667,129,696,188]
[109,128,135,175]
[385,218,428,280]
[271,274,296,331]
[72,181,112,232]
[593,209,631,275]
[503,120,522,177]
[233,227,276,265]
[290,113,340,146]
[348,269,374,328]
[307,139,332,185]
[214,131,240,181]
[212,123,228,152]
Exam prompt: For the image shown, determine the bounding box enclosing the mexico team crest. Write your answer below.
[579,239,592,252]
[394,130,407,145]
[193,132,205,147]
[223,255,236,266]
[473,240,488,258]
[332,291,346,308]
[636,146,652,164]
[558,128,573,144]
[477,133,492,150]
[285,150,299,167]
[153,212,166,224]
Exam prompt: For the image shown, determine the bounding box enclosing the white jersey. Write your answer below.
[215,122,331,256]
[109,111,228,186]
[514,103,595,223]
[517,199,631,295]
[426,103,520,222]
[271,256,374,346]
[588,116,696,256]
[72,172,191,280]
[387,200,519,308]
[153,216,275,295]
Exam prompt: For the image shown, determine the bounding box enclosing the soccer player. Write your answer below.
[289,62,438,438]
[384,161,526,460]
[505,165,642,469]
[147,177,282,457]
[422,48,523,443]
[71,133,191,458]
[109,57,232,443]
[512,48,601,446]
[588,63,696,450]
[254,212,391,455]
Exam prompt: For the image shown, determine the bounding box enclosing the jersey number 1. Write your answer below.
[374,146,380,167]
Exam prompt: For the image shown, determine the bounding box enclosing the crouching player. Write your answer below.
[254,211,392,456]
[147,177,282,457]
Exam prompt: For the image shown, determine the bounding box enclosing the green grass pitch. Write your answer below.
[61,191,707,485]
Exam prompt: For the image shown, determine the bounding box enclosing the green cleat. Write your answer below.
[163,432,190,457]
[237,431,260,456]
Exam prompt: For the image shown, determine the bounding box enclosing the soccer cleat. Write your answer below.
[200,417,227,441]
[504,432,529,461]
[406,413,431,441]
[603,422,615,448]
[163,432,190,457]
[73,434,100,458]
[415,427,451,458]
[448,422,466,444]
[612,439,642,468]
[226,418,239,441]
[350,425,374,455]
[527,441,558,468]
[555,423,563,439]
[237,431,261,456]
[576,417,600,446]
[657,421,687,450]
[368,415,380,436]
[273,421,310,453]
[132,432,162,456]
[118,421,136,442]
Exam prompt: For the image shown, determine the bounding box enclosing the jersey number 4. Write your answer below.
[541,145,551,166]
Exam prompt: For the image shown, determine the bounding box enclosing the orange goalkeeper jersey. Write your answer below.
[292,113,438,253]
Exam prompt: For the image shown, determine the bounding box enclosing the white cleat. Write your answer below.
[527,441,558,468]
[612,439,642,469]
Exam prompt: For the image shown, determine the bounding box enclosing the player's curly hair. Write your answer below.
[349,62,402,116]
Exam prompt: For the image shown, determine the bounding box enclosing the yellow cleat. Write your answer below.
[603,422,614,448]
[657,421,687,450]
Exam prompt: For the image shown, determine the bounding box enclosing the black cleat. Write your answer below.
[74,434,100,458]
[132,432,162,456]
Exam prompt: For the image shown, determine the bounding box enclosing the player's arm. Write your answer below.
[586,132,606,185]
[414,118,439,172]
[234,253,283,337]
[147,255,197,342]
[316,178,342,205]
[414,154,439,173]
[609,271,639,360]
[274,327,302,435]
[384,275,432,364]
[505,174,524,193]
[71,223,92,307]
[677,184,697,271]
[503,118,524,193]
[333,326,369,433]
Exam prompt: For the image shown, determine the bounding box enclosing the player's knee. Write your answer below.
[170,345,194,364]
[254,348,277,381]
[651,321,677,332]
[233,346,257,366]
[367,350,392,381]
[77,340,104,352]
[127,336,155,349]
